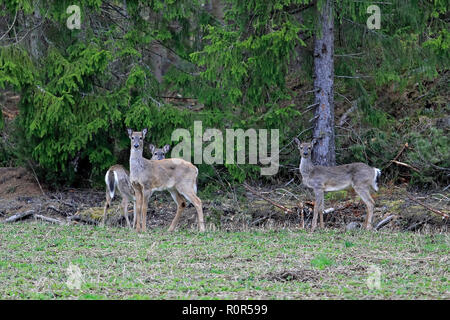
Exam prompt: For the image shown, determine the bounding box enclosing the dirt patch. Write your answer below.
[266,269,321,282]
[0,167,43,199]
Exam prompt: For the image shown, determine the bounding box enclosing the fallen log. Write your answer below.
[2,210,35,223]
[374,215,394,231]
[34,214,64,225]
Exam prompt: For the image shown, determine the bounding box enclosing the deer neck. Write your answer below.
[129,148,147,177]
[300,156,314,177]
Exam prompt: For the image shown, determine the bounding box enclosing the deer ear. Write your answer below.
[293,137,301,147]
[149,144,155,153]
[311,138,318,146]
[142,128,148,138]
[163,144,170,153]
[127,128,133,138]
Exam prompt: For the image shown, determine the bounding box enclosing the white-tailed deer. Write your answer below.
[294,138,381,231]
[127,128,205,233]
[102,145,170,228]
[149,144,170,160]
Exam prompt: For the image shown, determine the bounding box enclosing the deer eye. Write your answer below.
[139,137,142,140]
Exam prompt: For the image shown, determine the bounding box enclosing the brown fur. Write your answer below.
[294,138,380,231]
[128,128,205,233]
[102,164,134,227]
[103,144,170,229]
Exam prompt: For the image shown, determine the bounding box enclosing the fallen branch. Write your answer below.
[46,205,63,215]
[385,143,409,169]
[374,215,394,231]
[34,214,64,225]
[405,193,449,219]
[67,215,99,225]
[243,183,295,214]
[2,210,35,223]
[407,217,432,231]
[251,212,275,226]
[391,160,420,173]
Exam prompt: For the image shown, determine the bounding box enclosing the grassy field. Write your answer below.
[0,221,448,299]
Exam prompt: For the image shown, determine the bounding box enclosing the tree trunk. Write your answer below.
[312,0,335,166]
[28,0,44,61]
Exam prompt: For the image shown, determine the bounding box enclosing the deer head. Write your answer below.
[149,144,171,160]
[127,128,147,153]
[294,138,317,159]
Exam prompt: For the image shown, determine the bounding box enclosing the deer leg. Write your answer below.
[121,197,131,228]
[319,192,325,229]
[133,184,143,232]
[354,186,375,230]
[312,189,324,232]
[168,189,186,232]
[140,190,152,233]
[178,188,205,232]
[132,199,136,229]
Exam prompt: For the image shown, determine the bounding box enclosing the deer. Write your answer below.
[127,128,205,233]
[149,144,170,160]
[294,138,381,231]
[102,144,171,228]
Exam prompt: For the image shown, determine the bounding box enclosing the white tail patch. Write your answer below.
[104,170,113,198]
[373,168,381,191]
[111,171,119,199]
[105,169,117,200]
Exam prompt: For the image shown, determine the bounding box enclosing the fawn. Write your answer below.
[102,144,170,228]
[294,138,381,231]
[128,128,205,233]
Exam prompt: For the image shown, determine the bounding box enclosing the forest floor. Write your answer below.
[0,167,448,232]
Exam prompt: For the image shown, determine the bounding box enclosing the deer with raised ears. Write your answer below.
[149,144,170,160]
[294,138,381,231]
[102,144,171,228]
[127,128,205,233]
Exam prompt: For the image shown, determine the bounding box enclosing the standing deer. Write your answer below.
[294,138,381,231]
[102,144,170,228]
[127,128,205,233]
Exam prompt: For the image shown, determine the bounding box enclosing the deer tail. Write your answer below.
[373,168,381,191]
[105,169,116,200]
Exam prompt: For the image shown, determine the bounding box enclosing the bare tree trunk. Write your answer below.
[312,0,335,166]
[28,0,44,61]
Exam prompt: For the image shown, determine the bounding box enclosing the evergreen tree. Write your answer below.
[0,0,448,187]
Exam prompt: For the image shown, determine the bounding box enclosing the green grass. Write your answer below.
[0,222,448,299]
